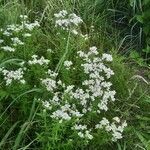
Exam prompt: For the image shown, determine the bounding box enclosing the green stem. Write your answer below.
[55,31,71,73]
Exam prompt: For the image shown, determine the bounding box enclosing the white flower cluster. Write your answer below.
[40,46,127,141]
[2,15,40,33]
[42,78,57,92]
[1,46,15,52]
[28,55,50,65]
[95,117,127,141]
[23,33,32,37]
[11,37,24,46]
[47,48,53,53]
[0,39,4,44]
[41,69,58,92]
[54,10,91,39]
[80,34,89,40]
[72,124,93,140]
[0,15,40,52]
[77,46,115,111]
[50,103,83,121]
[0,67,25,85]
[54,10,83,31]
[42,100,52,110]
[64,60,73,70]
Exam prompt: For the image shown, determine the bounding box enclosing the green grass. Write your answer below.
[0,0,149,150]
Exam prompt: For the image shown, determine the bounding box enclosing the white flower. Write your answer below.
[0,68,25,85]
[3,30,12,36]
[20,15,28,20]
[24,20,40,31]
[103,67,114,78]
[100,118,109,126]
[64,60,73,69]
[47,69,58,78]
[11,37,24,46]
[89,46,98,55]
[19,61,25,66]
[102,53,113,62]
[42,101,52,110]
[42,78,56,92]
[28,55,50,65]
[80,34,89,40]
[47,49,53,53]
[96,117,127,141]
[122,121,127,128]
[74,124,87,130]
[65,85,74,93]
[1,46,15,52]
[57,80,63,85]
[23,33,31,37]
[72,29,78,35]
[54,10,82,30]
[54,10,68,18]
[51,109,71,121]
[113,117,120,123]
[69,13,83,26]
[0,39,4,44]
[77,51,85,57]
[85,131,93,140]
[78,132,84,138]
[112,132,122,141]
[20,79,26,84]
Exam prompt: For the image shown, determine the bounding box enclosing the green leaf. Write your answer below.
[136,131,150,149]
[136,15,144,23]
[0,58,25,67]
[0,90,8,100]
[130,51,140,59]
[142,46,150,53]
[0,121,19,148]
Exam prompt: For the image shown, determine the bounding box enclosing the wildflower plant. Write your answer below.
[54,10,83,36]
[40,45,127,142]
[0,15,40,54]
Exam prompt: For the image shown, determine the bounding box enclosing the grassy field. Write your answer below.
[0,0,150,150]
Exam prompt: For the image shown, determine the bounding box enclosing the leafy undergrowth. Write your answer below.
[0,1,149,150]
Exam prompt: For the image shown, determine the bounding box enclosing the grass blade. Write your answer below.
[0,121,19,148]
